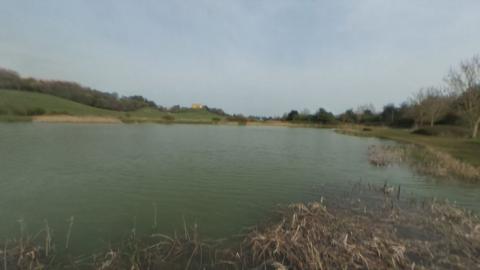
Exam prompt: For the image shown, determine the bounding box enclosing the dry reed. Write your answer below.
[368,144,480,181]
[1,186,479,270]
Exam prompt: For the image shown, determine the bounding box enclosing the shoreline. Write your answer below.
[8,114,332,129]
[334,125,480,168]
[32,115,123,124]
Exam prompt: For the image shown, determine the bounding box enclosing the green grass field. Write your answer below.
[0,89,119,116]
[337,126,480,167]
[0,89,224,123]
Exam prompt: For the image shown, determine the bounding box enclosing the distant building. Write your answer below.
[191,103,204,109]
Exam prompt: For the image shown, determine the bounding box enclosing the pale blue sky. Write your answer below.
[1,1,479,115]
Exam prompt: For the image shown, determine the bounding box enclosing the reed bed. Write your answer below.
[368,145,405,166]
[1,185,479,269]
[368,144,480,182]
[240,198,480,269]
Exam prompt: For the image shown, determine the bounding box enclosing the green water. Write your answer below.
[0,123,479,253]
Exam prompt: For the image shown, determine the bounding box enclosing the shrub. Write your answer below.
[433,126,469,137]
[0,108,7,115]
[12,108,26,116]
[237,119,248,126]
[412,126,469,137]
[50,110,70,115]
[26,107,46,116]
[412,128,439,136]
[162,115,175,122]
[211,117,221,124]
[227,115,248,125]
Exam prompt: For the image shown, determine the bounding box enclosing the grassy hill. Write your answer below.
[0,89,119,116]
[0,89,224,123]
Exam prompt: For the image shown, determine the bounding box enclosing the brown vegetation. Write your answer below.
[368,144,480,182]
[241,197,480,270]
[368,145,405,166]
[1,185,479,270]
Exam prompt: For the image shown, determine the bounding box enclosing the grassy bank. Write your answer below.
[2,185,479,270]
[335,126,480,168]
[0,90,225,124]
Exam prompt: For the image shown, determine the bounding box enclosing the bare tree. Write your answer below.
[421,87,451,127]
[408,90,427,127]
[355,104,375,122]
[445,55,480,138]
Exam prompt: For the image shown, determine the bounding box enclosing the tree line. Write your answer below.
[282,55,480,138]
[0,68,158,111]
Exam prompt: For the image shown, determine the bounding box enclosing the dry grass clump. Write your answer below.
[2,240,46,270]
[1,234,55,269]
[411,146,480,181]
[90,223,232,270]
[240,195,480,270]
[1,189,479,269]
[1,221,233,270]
[368,145,405,166]
[368,144,480,181]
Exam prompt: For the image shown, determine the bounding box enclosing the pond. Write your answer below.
[0,123,479,253]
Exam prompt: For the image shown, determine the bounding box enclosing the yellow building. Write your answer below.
[191,103,203,109]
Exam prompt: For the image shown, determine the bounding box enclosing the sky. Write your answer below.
[1,0,479,116]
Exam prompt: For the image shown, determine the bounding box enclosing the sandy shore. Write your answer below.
[32,115,122,124]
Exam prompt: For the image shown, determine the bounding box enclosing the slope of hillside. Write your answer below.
[0,89,119,116]
[0,89,224,123]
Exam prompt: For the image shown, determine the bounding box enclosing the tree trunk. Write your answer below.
[430,117,435,127]
[473,117,480,139]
